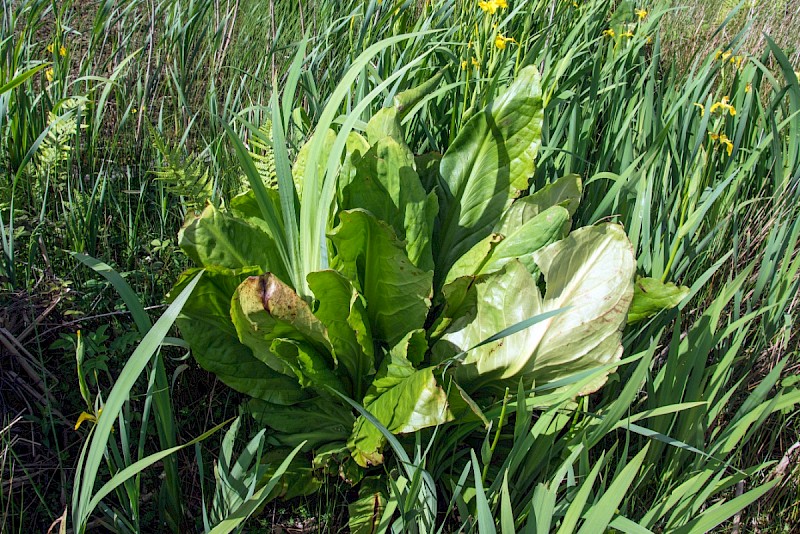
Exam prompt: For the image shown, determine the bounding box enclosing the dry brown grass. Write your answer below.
[658,0,800,74]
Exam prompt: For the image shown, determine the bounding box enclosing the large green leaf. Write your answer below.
[248,396,354,451]
[480,205,570,276]
[495,174,583,236]
[169,267,305,405]
[415,151,442,193]
[434,205,570,340]
[365,107,404,146]
[444,233,504,286]
[329,209,433,347]
[348,350,452,467]
[179,204,289,283]
[340,136,439,271]
[348,477,387,534]
[434,224,635,394]
[432,261,544,386]
[307,270,375,399]
[443,205,570,284]
[336,131,372,202]
[231,273,332,375]
[628,276,690,323]
[435,66,545,283]
[229,184,283,226]
[526,224,634,393]
[269,338,346,395]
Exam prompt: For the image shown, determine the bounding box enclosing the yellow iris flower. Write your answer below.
[478,0,507,15]
[693,103,705,116]
[46,43,67,56]
[45,68,54,82]
[710,96,736,116]
[635,8,647,19]
[75,408,103,430]
[494,34,516,50]
[602,28,615,38]
[709,132,733,156]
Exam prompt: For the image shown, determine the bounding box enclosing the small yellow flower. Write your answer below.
[461,59,468,69]
[45,68,54,82]
[602,28,615,38]
[479,0,506,14]
[710,95,736,116]
[710,132,733,156]
[471,57,480,69]
[646,36,653,44]
[494,34,516,50]
[621,30,634,38]
[635,8,647,19]
[46,43,54,53]
[75,408,103,430]
[719,134,733,156]
[693,103,705,116]
[131,107,137,114]
[59,45,67,57]
[745,82,752,93]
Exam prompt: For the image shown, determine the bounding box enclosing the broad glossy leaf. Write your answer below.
[480,205,570,275]
[259,450,324,501]
[229,188,289,245]
[329,209,433,347]
[270,338,346,395]
[348,351,452,467]
[348,477,387,534]
[495,174,582,236]
[415,152,442,193]
[179,204,289,283]
[365,107,404,145]
[435,225,635,394]
[444,205,569,283]
[432,261,544,385]
[528,224,634,393]
[435,66,545,282]
[248,396,354,451]
[341,136,438,271]
[231,274,332,375]
[307,270,375,398]
[444,233,503,285]
[337,131,372,200]
[628,276,690,323]
[169,267,305,405]
[393,71,443,119]
[427,273,484,340]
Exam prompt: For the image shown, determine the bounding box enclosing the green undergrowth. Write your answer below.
[0,0,798,531]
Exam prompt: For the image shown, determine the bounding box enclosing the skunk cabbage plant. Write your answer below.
[169,66,635,480]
